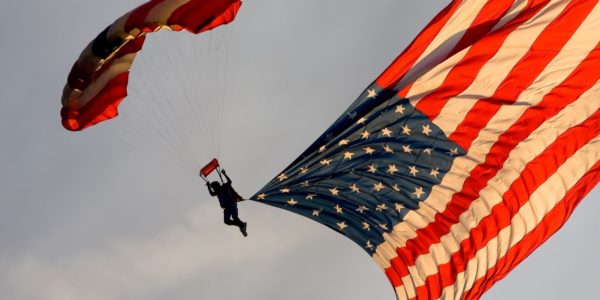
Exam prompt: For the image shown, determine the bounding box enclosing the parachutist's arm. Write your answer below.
[206,183,216,196]
[222,169,232,184]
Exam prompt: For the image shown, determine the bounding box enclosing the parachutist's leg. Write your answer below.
[223,207,235,225]
[226,205,247,236]
[229,205,244,227]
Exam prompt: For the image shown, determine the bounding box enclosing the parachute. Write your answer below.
[251,1,600,299]
[60,0,242,131]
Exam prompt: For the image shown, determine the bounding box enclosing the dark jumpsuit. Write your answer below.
[215,182,244,227]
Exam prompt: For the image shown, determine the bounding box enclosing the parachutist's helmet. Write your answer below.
[211,181,221,190]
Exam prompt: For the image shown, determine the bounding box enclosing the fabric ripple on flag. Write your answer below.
[252,0,600,299]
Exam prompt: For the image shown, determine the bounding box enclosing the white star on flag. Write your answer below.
[329,187,340,196]
[381,128,393,137]
[449,147,460,156]
[343,151,354,160]
[320,158,332,166]
[422,124,432,136]
[368,164,378,173]
[395,203,403,212]
[362,222,371,231]
[383,145,394,153]
[373,182,385,192]
[430,167,440,179]
[376,203,388,211]
[408,166,419,177]
[277,173,288,182]
[366,89,377,98]
[412,186,425,199]
[395,105,406,114]
[356,205,369,213]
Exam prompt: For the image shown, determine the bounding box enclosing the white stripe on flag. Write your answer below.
[490,0,529,31]
[393,0,491,92]
[436,135,600,299]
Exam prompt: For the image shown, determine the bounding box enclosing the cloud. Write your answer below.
[2,205,317,300]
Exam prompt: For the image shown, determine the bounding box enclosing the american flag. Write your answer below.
[253,0,600,299]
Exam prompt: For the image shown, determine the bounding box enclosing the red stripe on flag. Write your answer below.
[450,0,598,151]
[374,0,463,90]
[409,110,600,300]
[464,159,600,300]
[449,1,516,56]
[384,42,600,286]
[413,0,548,120]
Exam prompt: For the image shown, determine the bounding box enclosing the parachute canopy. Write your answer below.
[252,0,600,299]
[61,0,242,131]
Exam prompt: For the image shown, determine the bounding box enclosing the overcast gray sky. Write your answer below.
[1,1,598,299]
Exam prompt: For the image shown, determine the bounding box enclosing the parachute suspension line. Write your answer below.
[93,90,193,173]
[160,30,220,162]
[156,34,204,145]
[216,166,225,183]
[102,29,236,169]
[131,57,198,165]
[215,27,233,159]
[142,37,203,164]
[126,81,196,167]
[171,31,220,160]
[206,32,219,156]
[199,175,209,183]
[94,120,192,173]
[211,28,231,159]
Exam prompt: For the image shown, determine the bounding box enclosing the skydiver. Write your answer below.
[206,169,248,237]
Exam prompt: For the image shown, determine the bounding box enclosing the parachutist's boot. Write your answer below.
[240,222,248,237]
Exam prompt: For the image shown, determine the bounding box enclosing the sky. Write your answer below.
[0,1,599,299]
